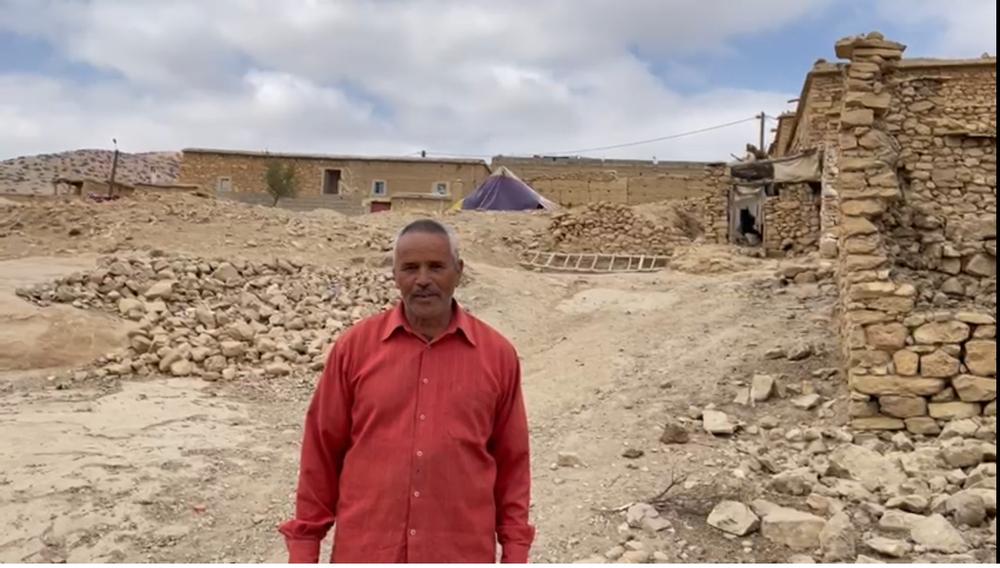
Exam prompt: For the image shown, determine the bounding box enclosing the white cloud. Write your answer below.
[875,0,996,57]
[0,0,992,161]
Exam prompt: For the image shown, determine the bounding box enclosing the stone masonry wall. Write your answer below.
[830,33,997,434]
[494,156,728,208]
[882,64,997,312]
[179,150,491,203]
[763,184,821,254]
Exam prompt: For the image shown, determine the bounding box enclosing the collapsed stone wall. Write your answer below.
[830,33,997,434]
[882,66,997,312]
[763,184,822,255]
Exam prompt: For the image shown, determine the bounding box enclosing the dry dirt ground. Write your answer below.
[2,196,852,563]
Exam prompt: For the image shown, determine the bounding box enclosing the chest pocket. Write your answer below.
[445,373,499,444]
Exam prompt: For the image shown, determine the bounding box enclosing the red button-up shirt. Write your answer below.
[279,302,535,563]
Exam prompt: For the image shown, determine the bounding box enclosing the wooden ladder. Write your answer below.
[519,251,669,273]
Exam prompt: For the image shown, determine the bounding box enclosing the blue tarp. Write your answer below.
[461,167,556,211]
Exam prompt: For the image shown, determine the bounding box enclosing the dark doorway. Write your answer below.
[739,208,761,245]
[322,169,341,195]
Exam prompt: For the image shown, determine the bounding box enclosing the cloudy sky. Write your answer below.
[0,0,995,161]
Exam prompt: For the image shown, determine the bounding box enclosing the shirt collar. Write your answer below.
[381,300,477,346]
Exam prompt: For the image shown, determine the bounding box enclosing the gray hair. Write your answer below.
[392,219,461,264]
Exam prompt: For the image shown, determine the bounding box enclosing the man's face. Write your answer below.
[393,231,463,320]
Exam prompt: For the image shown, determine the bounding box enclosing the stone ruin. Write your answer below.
[824,33,997,432]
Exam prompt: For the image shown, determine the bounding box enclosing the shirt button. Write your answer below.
[416,450,423,457]
[422,378,429,384]
[409,529,417,536]
[413,490,421,498]
[419,414,426,421]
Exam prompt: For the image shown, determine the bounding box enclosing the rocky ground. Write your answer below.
[0,192,995,563]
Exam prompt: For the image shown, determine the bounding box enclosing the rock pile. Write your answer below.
[547,202,690,255]
[16,252,397,381]
[703,418,997,562]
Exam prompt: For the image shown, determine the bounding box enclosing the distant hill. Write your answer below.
[0,149,181,195]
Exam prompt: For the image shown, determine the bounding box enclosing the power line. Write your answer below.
[539,116,759,156]
[419,115,760,159]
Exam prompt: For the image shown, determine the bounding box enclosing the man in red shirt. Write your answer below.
[279,219,535,563]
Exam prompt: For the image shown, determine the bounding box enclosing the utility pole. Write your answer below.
[108,138,120,197]
[758,112,766,155]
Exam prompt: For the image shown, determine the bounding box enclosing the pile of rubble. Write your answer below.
[547,202,690,255]
[16,252,397,382]
[703,419,997,563]
[581,402,997,564]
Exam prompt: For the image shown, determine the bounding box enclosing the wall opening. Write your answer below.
[322,169,342,195]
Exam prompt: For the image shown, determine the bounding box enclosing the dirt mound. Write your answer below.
[16,252,397,383]
[669,245,771,274]
[0,149,181,195]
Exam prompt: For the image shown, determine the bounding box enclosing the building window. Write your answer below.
[433,181,449,196]
[216,176,232,193]
[372,180,387,196]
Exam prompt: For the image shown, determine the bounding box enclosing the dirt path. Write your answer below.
[0,251,841,563]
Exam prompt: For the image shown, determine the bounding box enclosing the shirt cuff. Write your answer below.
[501,543,530,564]
[285,538,321,563]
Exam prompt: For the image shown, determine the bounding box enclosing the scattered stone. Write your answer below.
[557,452,584,468]
[765,348,785,359]
[622,448,644,459]
[864,536,911,558]
[940,419,980,439]
[910,514,970,553]
[660,419,690,444]
[760,506,827,551]
[819,511,856,562]
[770,467,818,496]
[792,393,822,410]
[264,361,291,377]
[169,360,193,377]
[751,374,776,402]
[220,341,245,358]
[604,545,626,561]
[885,494,929,514]
[878,509,925,533]
[786,343,813,361]
[702,410,735,435]
[945,491,987,527]
[707,501,760,536]
[829,444,906,491]
[641,515,672,533]
[143,279,176,300]
[890,432,914,451]
[942,444,984,468]
[626,502,661,529]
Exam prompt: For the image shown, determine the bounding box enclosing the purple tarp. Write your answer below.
[461,167,556,211]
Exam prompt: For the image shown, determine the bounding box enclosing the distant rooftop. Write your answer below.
[182,148,488,166]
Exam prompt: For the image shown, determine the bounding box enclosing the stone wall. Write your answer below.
[787,68,847,154]
[881,62,997,312]
[827,33,997,433]
[762,184,822,254]
[493,156,729,208]
[179,150,491,204]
